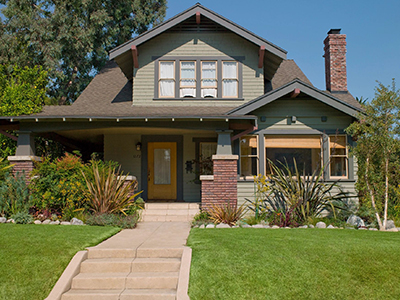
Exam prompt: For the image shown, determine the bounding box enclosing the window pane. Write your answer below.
[266,148,321,175]
[223,80,238,97]
[200,142,217,175]
[181,79,195,87]
[202,79,217,87]
[202,69,216,79]
[331,157,347,177]
[331,148,346,156]
[241,157,258,176]
[240,136,258,176]
[240,136,257,155]
[159,80,175,97]
[160,62,174,78]
[180,88,195,97]
[330,136,346,149]
[154,148,171,184]
[223,62,237,79]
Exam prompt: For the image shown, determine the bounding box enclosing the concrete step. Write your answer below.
[142,215,193,222]
[61,289,122,300]
[126,272,179,289]
[80,258,133,273]
[120,289,176,300]
[132,258,181,272]
[137,247,183,258]
[62,289,177,300]
[87,248,136,259]
[144,203,199,210]
[71,272,128,290]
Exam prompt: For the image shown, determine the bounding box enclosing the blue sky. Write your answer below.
[165,0,400,101]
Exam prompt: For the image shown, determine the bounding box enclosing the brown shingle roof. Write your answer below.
[33,58,360,119]
[271,60,312,89]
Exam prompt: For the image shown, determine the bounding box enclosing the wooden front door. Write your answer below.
[147,142,177,200]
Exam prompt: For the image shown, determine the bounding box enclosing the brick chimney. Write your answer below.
[323,29,347,92]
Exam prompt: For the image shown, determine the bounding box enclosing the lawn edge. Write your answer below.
[44,250,87,300]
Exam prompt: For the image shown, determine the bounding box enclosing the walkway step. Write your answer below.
[142,215,192,222]
[61,289,122,300]
[132,258,181,272]
[137,247,183,258]
[71,272,128,290]
[126,272,179,289]
[80,258,133,273]
[120,289,176,300]
[87,248,136,259]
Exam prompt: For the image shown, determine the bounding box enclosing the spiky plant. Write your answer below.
[82,165,142,215]
[208,201,246,226]
[267,159,350,222]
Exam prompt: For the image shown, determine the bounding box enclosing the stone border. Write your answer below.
[44,250,88,300]
[177,246,192,300]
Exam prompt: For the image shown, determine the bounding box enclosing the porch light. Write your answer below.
[291,116,296,123]
[136,142,142,151]
[321,116,327,122]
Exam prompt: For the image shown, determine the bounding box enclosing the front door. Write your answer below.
[147,142,177,200]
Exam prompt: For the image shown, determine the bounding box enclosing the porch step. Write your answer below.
[142,202,200,222]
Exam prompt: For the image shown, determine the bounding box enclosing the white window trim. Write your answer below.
[240,135,259,179]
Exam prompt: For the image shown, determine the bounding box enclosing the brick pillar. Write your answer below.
[323,29,347,92]
[7,156,41,185]
[200,155,238,211]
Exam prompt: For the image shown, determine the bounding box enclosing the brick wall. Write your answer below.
[201,156,238,210]
[324,32,347,92]
[11,160,35,185]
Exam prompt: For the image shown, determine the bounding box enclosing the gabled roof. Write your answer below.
[109,3,287,79]
[270,60,312,89]
[227,79,362,117]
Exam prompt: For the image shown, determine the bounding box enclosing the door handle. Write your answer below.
[147,170,151,182]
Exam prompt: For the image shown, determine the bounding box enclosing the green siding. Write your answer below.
[133,32,263,105]
[104,130,217,202]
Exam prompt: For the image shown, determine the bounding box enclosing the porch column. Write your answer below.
[200,130,238,210]
[8,131,41,184]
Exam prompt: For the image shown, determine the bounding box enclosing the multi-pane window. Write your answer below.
[265,135,322,175]
[199,142,217,175]
[180,61,196,98]
[240,135,258,176]
[329,135,348,177]
[159,61,175,97]
[222,61,238,97]
[201,61,217,98]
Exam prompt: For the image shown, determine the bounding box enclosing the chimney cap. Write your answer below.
[327,29,341,35]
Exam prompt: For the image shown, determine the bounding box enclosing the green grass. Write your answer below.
[187,228,400,300]
[0,224,120,300]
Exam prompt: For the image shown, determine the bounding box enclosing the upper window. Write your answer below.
[159,61,175,98]
[156,58,241,99]
[329,135,348,177]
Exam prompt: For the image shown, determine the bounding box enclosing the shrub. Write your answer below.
[0,173,30,217]
[30,153,87,216]
[12,211,33,224]
[82,164,142,215]
[208,201,246,226]
[192,210,212,226]
[85,213,139,229]
[0,158,13,180]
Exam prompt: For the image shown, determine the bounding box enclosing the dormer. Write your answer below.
[109,4,287,105]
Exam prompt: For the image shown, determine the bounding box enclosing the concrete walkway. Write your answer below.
[51,222,192,300]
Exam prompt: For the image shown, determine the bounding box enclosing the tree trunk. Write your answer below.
[383,156,389,230]
[365,157,383,230]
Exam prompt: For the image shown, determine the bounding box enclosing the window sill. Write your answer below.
[153,98,244,101]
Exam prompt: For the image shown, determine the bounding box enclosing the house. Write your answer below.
[2,4,362,208]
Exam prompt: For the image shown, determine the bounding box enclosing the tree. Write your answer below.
[346,80,400,230]
[0,64,52,158]
[0,0,167,104]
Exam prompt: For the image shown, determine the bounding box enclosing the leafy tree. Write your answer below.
[0,64,51,158]
[0,0,167,104]
[346,79,400,230]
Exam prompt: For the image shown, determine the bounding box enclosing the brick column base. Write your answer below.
[200,155,238,211]
[8,156,41,185]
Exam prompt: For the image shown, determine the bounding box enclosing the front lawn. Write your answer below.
[187,228,400,300]
[0,224,119,300]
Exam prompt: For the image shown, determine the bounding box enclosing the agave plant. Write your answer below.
[208,201,246,226]
[82,164,142,215]
[268,158,349,222]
